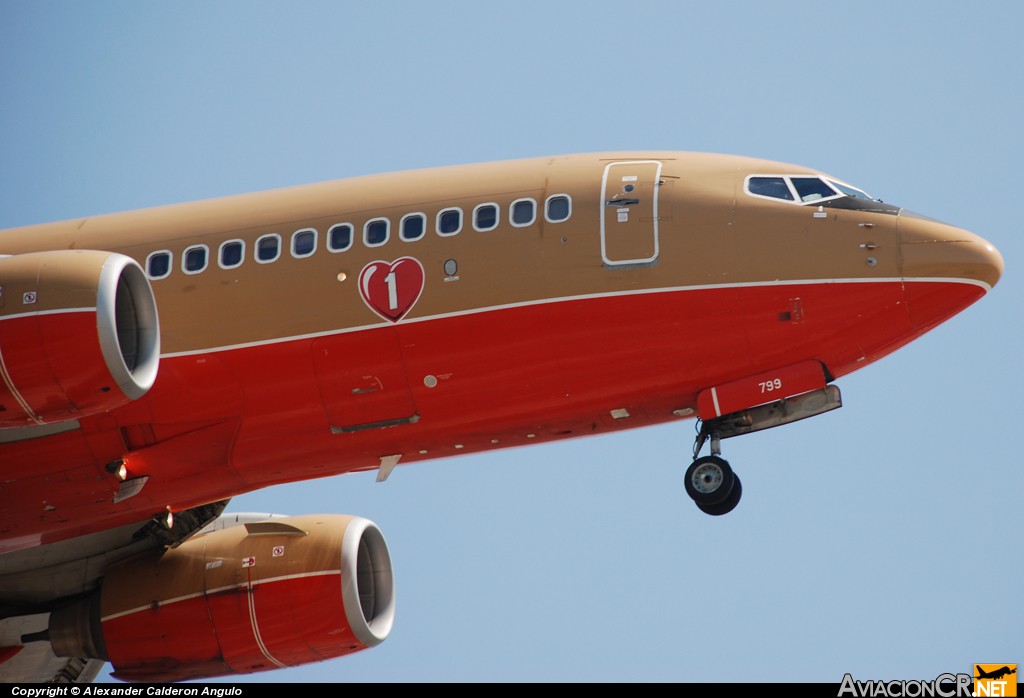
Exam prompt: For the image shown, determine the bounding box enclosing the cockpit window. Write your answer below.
[791,177,838,202]
[747,177,794,201]
[745,173,888,213]
[745,173,880,209]
[827,179,873,200]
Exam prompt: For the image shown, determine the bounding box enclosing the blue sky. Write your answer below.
[1,1,1020,683]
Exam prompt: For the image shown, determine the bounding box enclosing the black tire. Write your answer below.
[697,474,742,516]
[684,455,735,506]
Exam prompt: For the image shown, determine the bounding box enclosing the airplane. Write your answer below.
[976,666,1017,681]
[0,151,1003,682]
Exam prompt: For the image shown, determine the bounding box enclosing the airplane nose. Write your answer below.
[898,210,1003,330]
[899,210,1004,290]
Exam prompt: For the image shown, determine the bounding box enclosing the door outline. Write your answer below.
[600,160,662,266]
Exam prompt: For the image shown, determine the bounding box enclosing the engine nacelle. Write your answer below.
[48,514,395,682]
[0,250,159,427]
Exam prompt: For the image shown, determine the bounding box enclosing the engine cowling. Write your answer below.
[0,250,159,427]
[48,514,395,682]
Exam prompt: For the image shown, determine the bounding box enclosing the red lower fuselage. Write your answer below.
[0,277,986,551]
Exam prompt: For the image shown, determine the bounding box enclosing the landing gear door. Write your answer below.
[601,160,662,266]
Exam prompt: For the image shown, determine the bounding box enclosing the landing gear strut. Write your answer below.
[683,384,844,516]
[686,426,741,516]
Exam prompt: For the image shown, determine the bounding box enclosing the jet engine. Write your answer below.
[46,514,395,682]
[0,250,159,427]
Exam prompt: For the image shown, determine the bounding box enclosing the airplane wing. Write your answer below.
[0,618,105,683]
[0,500,229,683]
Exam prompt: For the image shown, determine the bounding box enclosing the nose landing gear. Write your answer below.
[683,384,843,516]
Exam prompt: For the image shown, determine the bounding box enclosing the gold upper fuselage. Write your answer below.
[0,151,1002,355]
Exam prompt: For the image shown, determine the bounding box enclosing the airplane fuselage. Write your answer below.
[0,151,1002,553]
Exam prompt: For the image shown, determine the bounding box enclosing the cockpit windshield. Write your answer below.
[791,177,836,202]
[825,179,873,200]
[746,175,875,205]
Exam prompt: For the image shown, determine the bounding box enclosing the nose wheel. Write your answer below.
[684,455,742,515]
[686,425,742,516]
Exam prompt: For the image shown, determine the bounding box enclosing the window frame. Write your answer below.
[790,176,841,203]
[472,202,500,232]
[510,197,537,228]
[745,176,796,202]
[364,217,390,248]
[436,207,463,237]
[544,194,573,223]
[255,233,282,264]
[826,178,874,201]
[291,227,318,259]
[145,250,173,280]
[218,239,245,270]
[399,212,427,242]
[327,222,354,252]
[182,244,210,275]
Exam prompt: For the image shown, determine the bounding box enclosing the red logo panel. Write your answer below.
[358,257,425,322]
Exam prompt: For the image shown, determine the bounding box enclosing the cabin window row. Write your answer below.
[144,194,572,279]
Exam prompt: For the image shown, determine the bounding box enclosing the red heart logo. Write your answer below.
[358,257,425,322]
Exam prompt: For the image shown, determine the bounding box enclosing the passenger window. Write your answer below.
[510,198,536,227]
[291,228,317,258]
[183,245,209,274]
[747,177,795,201]
[256,234,281,263]
[473,203,499,232]
[146,251,172,280]
[545,194,571,223]
[792,177,838,202]
[219,240,244,269]
[328,223,353,252]
[401,213,426,241]
[437,208,462,236]
[364,218,389,247]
